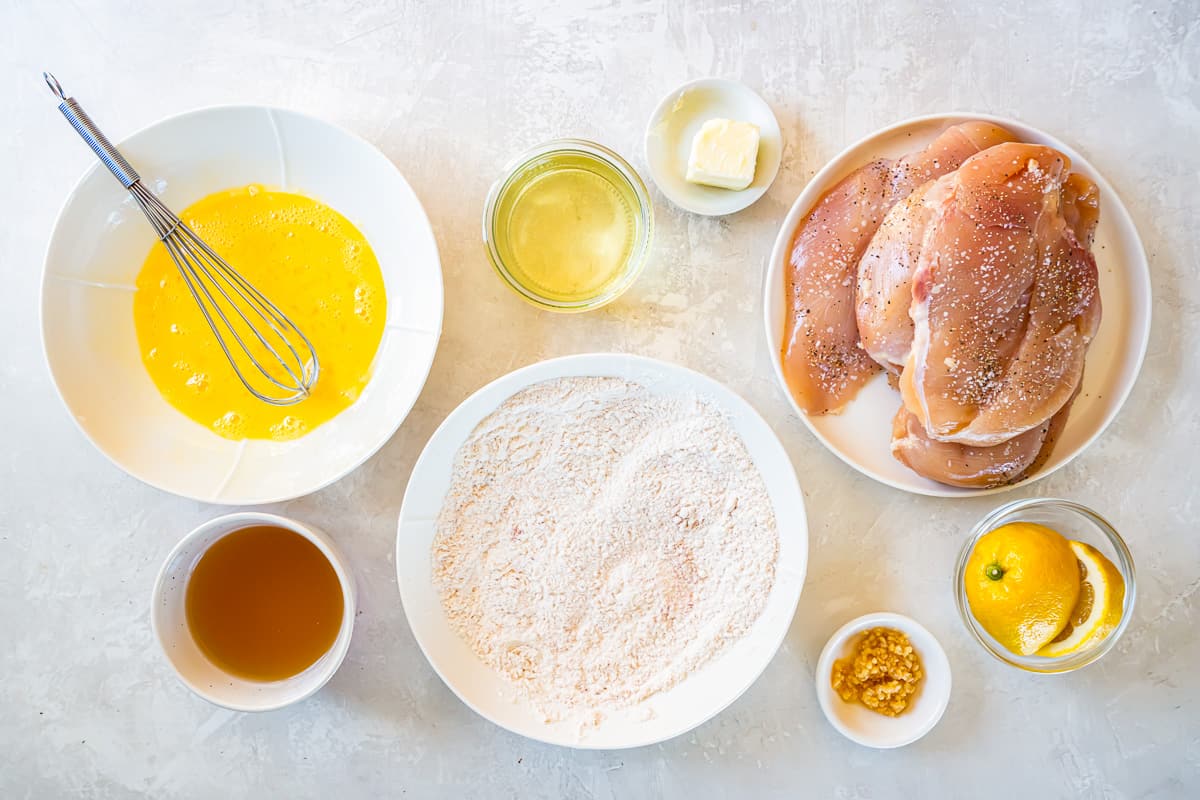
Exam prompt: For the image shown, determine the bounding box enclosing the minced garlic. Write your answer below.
[831,627,923,717]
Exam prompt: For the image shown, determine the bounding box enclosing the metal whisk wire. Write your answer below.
[45,72,319,406]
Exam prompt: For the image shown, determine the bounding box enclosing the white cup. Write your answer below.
[151,511,357,711]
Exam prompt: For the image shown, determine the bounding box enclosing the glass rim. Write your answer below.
[481,138,654,313]
[954,497,1137,674]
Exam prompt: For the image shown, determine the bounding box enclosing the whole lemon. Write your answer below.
[965,522,1081,656]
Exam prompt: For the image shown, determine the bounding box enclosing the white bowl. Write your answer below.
[41,105,443,504]
[644,78,782,216]
[150,511,357,711]
[763,112,1152,497]
[815,612,951,749]
[396,353,808,748]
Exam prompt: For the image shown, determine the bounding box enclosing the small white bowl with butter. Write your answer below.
[645,78,782,216]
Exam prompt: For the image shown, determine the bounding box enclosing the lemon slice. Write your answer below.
[1037,541,1125,658]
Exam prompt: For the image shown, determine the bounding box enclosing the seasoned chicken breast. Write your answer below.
[780,121,1015,414]
[899,142,1102,446]
[858,159,1100,376]
[890,388,1075,488]
[1063,171,1101,245]
[856,178,943,372]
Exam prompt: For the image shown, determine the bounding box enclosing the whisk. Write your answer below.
[44,72,319,406]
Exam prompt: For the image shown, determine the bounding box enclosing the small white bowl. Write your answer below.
[815,612,951,749]
[42,105,443,504]
[150,511,357,711]
[644,78,782,216]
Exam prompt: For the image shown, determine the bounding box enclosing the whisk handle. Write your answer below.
[44,72,141,188]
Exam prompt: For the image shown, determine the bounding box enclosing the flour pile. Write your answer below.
[433,376,778,720]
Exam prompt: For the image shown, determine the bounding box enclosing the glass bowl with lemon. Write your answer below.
[955,498,1135,673]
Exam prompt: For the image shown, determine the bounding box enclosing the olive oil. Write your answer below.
[185,525,344,682]
[491,147,647,306]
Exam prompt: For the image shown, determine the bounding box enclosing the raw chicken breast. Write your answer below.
[900,142,1102,446]
[858,160,1100,376]
[856,178,943,372]
[891,389,1075,488]
[1063,172,1101,244]
[780,121,1015,414]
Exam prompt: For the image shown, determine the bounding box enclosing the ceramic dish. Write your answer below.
[955,498,1135,673]
[395,353,808,748]
[763,112,1152,497]
[151,511,357,711]
[644,78,782,216]
[42,105,443,504]
[815,612,951,749]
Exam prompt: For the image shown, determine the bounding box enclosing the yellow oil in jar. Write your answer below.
[490,148,646,307]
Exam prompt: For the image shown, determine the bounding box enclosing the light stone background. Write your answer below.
[2,0,1197,797]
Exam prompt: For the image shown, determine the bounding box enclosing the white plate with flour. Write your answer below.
[396,353,807,749]
[762,112,1152,497]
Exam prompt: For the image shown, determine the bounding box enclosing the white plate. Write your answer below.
[815,612,951,749]
[644,78,782,216]
[763,112,1152,497]
[42,106,443,504]
[396,353,808,749]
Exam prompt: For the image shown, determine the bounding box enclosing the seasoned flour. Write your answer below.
[433,376,778,721]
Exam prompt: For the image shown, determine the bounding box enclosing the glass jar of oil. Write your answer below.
[484,139,653,311]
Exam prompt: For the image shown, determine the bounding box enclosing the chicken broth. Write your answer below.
[185,525,344,682]
[491,150,642,304]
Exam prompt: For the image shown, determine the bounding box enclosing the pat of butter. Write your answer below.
[685,118,760,191]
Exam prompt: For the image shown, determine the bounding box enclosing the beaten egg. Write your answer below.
[133,185,386,441]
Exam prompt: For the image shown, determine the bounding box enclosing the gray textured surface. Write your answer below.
[3,0,1198,797]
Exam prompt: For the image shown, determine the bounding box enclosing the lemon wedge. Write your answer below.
[1037,541,1125,658]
